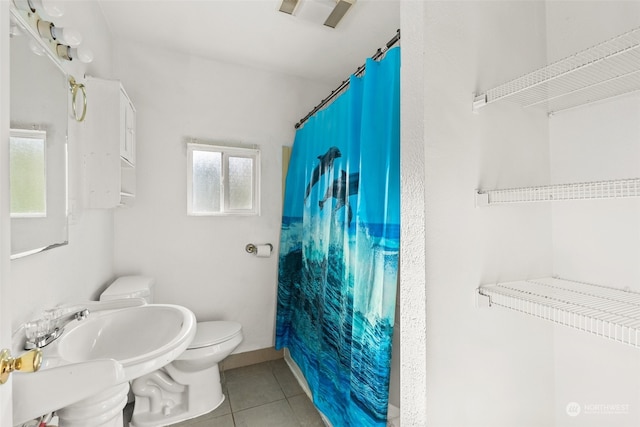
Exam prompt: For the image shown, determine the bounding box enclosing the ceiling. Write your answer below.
[97,0,400,86]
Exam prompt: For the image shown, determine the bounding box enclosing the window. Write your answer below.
[10,129,47,218]
[187,143,260,215]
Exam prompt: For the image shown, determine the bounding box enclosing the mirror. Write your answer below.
[9,10,69,259]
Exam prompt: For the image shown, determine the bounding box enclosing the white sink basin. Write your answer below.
[56,304,196,380]
[12,303,196,425]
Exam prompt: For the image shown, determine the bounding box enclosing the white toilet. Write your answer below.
[100,276,243,427]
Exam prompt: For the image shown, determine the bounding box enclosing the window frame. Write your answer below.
[187,143,260,216]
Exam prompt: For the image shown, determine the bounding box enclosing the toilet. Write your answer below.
[100,276,243,427]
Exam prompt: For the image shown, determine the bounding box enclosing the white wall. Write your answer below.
[9,1,117,331]
[550,97,640,427]
[413,2,557,426]
[399,0,427,423]
[111,41,334,353]
[546,3,640,426]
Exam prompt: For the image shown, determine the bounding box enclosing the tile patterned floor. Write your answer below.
[164,359,326,427]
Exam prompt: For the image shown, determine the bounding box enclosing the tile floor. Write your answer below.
[126,359,326,427]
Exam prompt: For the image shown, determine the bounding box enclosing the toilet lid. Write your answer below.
[189,321,242,349]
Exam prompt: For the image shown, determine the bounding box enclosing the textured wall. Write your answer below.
[399,1,427,425]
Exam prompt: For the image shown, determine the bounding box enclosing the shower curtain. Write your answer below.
[276,47,400,427]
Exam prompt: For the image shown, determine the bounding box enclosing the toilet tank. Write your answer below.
[100,276,155,303]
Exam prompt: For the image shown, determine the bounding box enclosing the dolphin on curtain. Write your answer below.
[304,146,342,200]
[319,170,360,227]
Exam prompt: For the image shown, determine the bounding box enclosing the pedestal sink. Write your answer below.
[56,304,196,381]
[12,303,196,427]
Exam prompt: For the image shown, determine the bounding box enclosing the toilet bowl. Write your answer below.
[100,276,243,427]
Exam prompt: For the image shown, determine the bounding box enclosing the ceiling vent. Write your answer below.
[323,0,354,28]
[279,0,356,28]
[278,0,299,15]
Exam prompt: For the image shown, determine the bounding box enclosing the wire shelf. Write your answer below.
[474,26,640,113]
[476,177,640,206]
[478,277,640,348]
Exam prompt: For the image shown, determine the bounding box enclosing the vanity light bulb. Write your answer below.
[36,19,55,40]
[13,0,34,13]
[69,46,93,63]
[31,0,64,17]
[52,26,82,47]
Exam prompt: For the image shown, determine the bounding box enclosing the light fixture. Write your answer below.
[12,0,35,13]
[68,46,93,63]
[13,0,94,63]
[56,45,93,63]
[36,20,82,46]
[52,26,81,46]
[30,0,64,17]
[12,0,64,17]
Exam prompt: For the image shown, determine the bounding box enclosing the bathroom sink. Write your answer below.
[11,303,196,426]
[56,304,197,381]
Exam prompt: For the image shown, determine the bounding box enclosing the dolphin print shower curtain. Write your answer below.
[276,47,400,427]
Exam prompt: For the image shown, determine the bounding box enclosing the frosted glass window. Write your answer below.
[228,156,253,210]
[10,130,46,217]
[187,143,259,215]
[192,150,222,213]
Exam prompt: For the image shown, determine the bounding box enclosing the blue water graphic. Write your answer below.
[277,218,397,425]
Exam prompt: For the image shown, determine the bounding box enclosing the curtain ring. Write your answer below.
[69,76,87,122]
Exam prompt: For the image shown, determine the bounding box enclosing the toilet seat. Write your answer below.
[189,321,242,349]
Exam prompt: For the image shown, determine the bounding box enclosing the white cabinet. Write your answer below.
[120,93,135,166]
[82,77,136,208]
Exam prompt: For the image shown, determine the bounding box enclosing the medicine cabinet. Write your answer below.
[82,77,136,208]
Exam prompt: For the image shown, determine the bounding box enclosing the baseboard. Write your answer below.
[220,347,284,371]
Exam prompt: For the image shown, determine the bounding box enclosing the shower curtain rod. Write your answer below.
[295,28,400,129]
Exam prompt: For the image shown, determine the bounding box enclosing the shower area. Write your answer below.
[276,34,401,427]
